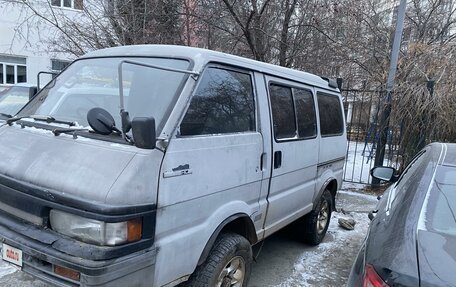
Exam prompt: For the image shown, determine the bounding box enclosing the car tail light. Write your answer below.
[363,264,389,287]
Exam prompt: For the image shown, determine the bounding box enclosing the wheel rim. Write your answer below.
[317,199,329,234]
[216,256,246,287]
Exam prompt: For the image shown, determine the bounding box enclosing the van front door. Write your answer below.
[263,77,320,237]
[153,66,264,286]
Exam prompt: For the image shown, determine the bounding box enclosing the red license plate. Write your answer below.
[2,243,22,267]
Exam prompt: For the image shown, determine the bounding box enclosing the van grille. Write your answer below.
[0,200,44,226]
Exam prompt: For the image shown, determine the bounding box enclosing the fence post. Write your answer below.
[373,91,393,181]
[417,80,435,150]
[372,0,407,185]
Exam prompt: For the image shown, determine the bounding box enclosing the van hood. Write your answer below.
[0,125,162,206]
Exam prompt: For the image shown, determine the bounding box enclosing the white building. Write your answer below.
[0,0,86,89]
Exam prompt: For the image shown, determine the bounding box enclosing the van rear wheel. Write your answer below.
[301,189,332,245]
[184,232,252,287]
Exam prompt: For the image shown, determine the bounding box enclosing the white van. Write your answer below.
[0,45,346,287]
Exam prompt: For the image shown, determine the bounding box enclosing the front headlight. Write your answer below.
[50,210,142,246]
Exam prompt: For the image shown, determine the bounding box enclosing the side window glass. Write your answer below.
[180,67,255,136]
[428,167,456,234]
[269,84,296,140]
[389,150,427,210]
[294,88,317,138]
[317,92,344,136]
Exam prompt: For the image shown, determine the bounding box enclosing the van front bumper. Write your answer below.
[0,212,156,287]
[0,173,157,286]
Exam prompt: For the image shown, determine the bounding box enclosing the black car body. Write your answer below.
[348,143,456,287]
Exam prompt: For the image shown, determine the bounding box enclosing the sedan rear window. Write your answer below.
[427,166,456,235]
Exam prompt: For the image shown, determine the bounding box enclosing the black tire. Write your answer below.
[301,189,333,245]
[183,232,252,287]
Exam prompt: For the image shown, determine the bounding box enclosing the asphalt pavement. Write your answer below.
[0,188,378,287]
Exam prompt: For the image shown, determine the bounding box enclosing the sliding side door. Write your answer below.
[263,76,320,237]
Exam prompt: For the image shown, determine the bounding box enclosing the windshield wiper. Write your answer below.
[6,115,76,126]
[0,113,13,119]
[52,127,133,143]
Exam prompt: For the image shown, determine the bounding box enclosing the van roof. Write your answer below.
[81,45,338,91]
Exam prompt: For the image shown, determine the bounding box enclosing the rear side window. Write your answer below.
[269,83,317,140]
[269,84,296,139]
[180,67,255,136]
[295,89,317,138]
[428,166,456,235]
[389,150,427,211]
[317,92,344,136]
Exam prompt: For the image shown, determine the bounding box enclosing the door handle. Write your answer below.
[274,151,282,169]
[260,153,267,171]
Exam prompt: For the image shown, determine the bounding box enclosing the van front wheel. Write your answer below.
[302,189,332,245]
[184,232,252,287]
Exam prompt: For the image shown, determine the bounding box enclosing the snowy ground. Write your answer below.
[344,141,399,184]
[0,185,378,287]
[249,186,378,287]
[0,262,45,287]
[343,141,375,183]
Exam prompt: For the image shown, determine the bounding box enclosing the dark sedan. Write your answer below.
[348,143,456,287]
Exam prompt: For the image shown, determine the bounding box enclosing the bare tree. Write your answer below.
[5,0,185,56]
[5,0,456,160]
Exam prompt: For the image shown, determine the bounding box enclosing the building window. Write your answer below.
[0,56,27,85]
[51,59,71,72]
[6,65,14,84]
[17,66,27,83]
[51,0,83,10]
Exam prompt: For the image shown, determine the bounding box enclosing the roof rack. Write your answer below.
[320,77,341,90]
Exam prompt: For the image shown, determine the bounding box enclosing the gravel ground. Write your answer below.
[0,187,378,287]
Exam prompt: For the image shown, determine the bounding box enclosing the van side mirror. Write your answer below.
[371,166,398,182]
[87,107,118,135]
[29,87,38,100]
[132,117,156,149]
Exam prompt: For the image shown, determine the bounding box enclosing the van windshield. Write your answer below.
[18,57,190,134]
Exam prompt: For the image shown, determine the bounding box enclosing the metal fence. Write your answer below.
[342,88,403,184]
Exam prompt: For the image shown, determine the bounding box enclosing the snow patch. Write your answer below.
[338,189,378,201]
[341,182,367,191]
[344,141,400,184]
[0,262,16,278]
[278,192,373,286]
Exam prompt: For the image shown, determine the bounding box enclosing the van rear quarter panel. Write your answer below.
[315,89,347,195]
[154,133,263,286]
[317,135,346,187]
